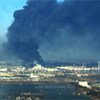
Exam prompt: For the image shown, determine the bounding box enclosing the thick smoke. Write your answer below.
[4,0,100,64]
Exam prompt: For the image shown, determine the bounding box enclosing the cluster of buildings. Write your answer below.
[0,63,99,89]
[0,62,99,100]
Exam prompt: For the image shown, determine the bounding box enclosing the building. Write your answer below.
[98,61,100,72]
[78,81,91,89]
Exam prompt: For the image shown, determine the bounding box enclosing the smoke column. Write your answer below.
[4,0,100,65]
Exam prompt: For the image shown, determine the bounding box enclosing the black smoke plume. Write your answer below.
[4,0,100,65]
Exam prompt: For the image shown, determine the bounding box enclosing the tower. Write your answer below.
[98,61,100,72]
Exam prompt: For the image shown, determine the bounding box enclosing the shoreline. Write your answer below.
[0,80,69,85]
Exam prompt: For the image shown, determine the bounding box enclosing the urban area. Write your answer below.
[0,61,100,100]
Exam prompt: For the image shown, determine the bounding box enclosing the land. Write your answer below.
[0,63,99,99]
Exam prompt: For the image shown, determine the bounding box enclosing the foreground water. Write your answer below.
[0,83,91,100]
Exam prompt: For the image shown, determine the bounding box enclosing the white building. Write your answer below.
[78,81,91,89]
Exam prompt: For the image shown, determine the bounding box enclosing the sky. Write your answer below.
[0,0,26,43]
